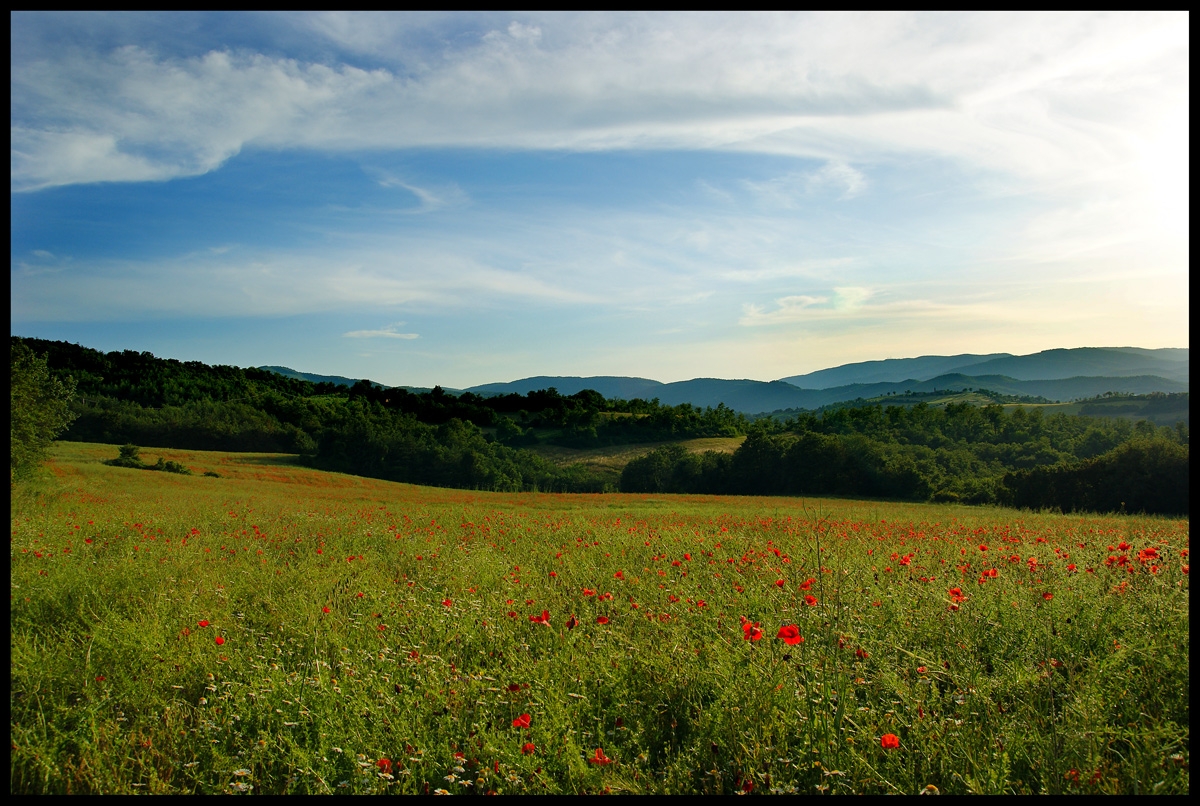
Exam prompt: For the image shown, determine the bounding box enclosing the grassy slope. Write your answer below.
[527,436,745,488]
[10,442,1189,795]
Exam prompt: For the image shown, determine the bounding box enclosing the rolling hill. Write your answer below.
[262,346,1187,416]
[778,347,1189,386]
[465,371,1186,415]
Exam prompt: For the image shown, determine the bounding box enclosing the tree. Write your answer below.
[11,342,78,483]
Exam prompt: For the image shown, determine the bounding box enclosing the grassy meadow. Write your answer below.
[10,442,1189,794]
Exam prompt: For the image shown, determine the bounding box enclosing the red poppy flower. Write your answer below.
[880,733,900,749]
[215,636,226,646]
[521,742,536,755]
[507,611,517,619]
[198,620,209,627]
[596,616,610,625]
[917,666,927,673]
[95,675,106,682]
[566,614,578,630]
[804,595,818,606]
[322,606,331,614]
[357,592,364,598]
[588,747,613,765]
[948,587,967,603]
[742,622,763,641]
[1042,592,1053,601]
[582,588,596,597]
[776,625,804,645]
[614,571,625,580]
[512,713,531,729]
[775,579,785,588]
[442,599,453,607]
[376,758,392,772]
[799,578,814,591]
[529,610,550,625]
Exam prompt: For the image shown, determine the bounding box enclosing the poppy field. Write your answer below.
[10,442,1190,794]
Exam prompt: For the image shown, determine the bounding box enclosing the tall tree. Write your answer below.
[11,342,78,483]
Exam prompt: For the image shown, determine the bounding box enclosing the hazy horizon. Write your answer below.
[11,12,1189,388]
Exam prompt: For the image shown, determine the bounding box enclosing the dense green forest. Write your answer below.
[620,402,1188,515]
[13,337,1188,514]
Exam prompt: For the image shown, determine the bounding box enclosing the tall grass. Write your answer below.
[9,442,1189,794]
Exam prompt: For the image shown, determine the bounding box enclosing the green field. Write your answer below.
[526,436,745,489]
[10,442,1189,794]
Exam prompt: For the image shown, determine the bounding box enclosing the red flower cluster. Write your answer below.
[776,625,804,645]
[742,620,763,641]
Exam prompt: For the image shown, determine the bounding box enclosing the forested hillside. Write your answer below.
[620,401,1188,515]
[14,337,1188,514]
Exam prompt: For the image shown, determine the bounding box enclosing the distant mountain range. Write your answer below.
[778,347,1189,386]
[263,346,1188,415]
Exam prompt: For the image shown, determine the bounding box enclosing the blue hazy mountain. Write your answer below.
[467,376,666,400]
[778,347,1188,387]
[464,372,1186,414]
[267,346,1187,416]
[777,353,1009,387]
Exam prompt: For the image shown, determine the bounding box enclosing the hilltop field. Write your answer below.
[10,442,1189,794]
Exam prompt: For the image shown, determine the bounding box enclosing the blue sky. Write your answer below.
[11,12,1189,387]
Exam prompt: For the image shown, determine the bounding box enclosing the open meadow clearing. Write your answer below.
[10,442,1189,794]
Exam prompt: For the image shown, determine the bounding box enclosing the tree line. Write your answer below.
[11,337,1189,514]
[621,402,1188,515]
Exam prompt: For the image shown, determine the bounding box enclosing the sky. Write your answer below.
[10,11,1189,388]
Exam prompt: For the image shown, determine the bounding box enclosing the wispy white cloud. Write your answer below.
[741,161,867,207]
[11,12,1187,196]
[10,236,602,322]
[373,172,469,212]
[343,324,419,339]
[721,258,855,283]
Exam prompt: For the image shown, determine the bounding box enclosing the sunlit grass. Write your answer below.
[10,442,1189,794]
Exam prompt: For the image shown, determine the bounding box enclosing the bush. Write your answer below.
[106,444,148,469]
